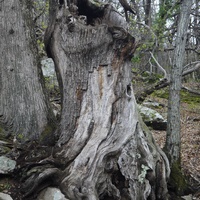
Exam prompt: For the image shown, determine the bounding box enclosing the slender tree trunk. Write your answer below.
[0,0,56,143]
[144,0,151,26]
[164,0,192,165]
[164,0,192,195]
[194,0,200,48]
[41,0,170,199]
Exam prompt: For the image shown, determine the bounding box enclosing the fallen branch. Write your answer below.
[135,78,169,103]
[135,62,200,103]
[183,62,200,74]
[182,85,200,95]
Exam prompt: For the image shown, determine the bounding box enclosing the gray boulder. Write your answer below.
[138,105,167,130]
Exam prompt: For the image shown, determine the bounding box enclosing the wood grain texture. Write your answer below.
[43,1,170,199]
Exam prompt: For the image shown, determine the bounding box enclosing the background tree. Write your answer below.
[164,0,193,194]
[0,0,56,144]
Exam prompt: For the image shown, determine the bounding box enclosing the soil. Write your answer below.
[149,95,200,199]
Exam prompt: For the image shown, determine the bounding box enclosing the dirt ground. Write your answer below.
[149,96,200,199]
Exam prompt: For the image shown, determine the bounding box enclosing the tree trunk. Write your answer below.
[164,0,192,165]
[144,0,151,26]
[0,0,56,144]
[164,0,192,195]
[41,0,170,199]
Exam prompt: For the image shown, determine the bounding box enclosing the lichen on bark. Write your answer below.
[41,0,170,199]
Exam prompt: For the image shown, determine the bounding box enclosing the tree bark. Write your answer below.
[144,0,151,26]
[164,0,192,165]
[163,0,192,195]
[0,0,56,144]
[42,0,170,199]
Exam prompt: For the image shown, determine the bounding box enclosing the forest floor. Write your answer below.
[48,81,200,199]
[1,81,199,200]
[148,86,200,199]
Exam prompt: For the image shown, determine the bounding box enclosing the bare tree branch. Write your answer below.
[182,85,200,95]
[183,61,200,70]
[183,62,200,76]
[149,51,168,79]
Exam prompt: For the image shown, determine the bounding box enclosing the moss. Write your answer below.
[141,71,151,78]
[180,90,200,105]
[0,126,3,133]
[131,56,141,64]
[89,0,102,7]
[39,124,56,146]
[0,125,6,135]
[131,67,139,73]
[152,88,169,99]
[0,178,11,192]
[0,146,11,155]
[152,88,200,108]
[17,133,24,140]
[169,161,188,196]
[0,126,11,142]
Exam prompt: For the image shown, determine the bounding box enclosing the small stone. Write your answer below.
[181,194,192,200]
[0,156,16,174]
[0,192,13,200]
[37,187,69,200]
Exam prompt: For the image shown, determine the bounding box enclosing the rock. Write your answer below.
[0,192,13,200]
[0,156,16,174]
[41,58,58,87]
[37,187,69,200]
[142,101,164,108]
[138,105,167,130]
[41,58,55,77]
[51,102,61,120]
[181,194,192,200]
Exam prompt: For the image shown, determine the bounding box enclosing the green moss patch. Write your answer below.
[169,161,188,196]
[39,124,56,146]
[180,90,200,104]
[0,177,12,192]
[152,88,200,106]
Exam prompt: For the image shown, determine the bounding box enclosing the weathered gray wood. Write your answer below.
[44,0,170,199]
[0,0,56,143]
